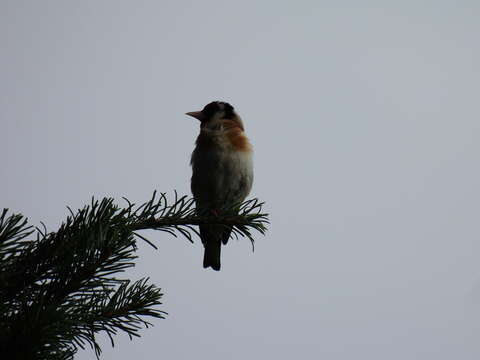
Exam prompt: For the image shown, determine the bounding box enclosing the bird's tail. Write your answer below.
[201,225,222,271]
[203,240,221,271]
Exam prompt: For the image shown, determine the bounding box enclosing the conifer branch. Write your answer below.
[0,191,269,359]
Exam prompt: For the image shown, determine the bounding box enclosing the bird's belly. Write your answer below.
[191,149,253,209]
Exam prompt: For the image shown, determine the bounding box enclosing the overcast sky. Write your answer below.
[2,1,480,359]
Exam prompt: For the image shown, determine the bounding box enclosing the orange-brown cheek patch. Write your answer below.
[222,119,244,131]
[227,130,252,152]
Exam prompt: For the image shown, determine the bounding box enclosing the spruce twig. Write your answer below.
[0,191,269,359]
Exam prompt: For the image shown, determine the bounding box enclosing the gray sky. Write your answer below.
[2,1,480,359]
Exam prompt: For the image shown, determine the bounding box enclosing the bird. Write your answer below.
[187,101,253,271]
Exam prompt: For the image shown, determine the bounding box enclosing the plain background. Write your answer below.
[2,1,480,359]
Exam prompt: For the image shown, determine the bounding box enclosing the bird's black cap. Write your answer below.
[201,101,235,120]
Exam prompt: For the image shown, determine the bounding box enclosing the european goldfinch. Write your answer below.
[187,101,253,271]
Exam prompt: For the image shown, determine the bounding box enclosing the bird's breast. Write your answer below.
[191,131,253,209]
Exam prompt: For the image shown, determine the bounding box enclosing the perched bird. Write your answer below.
[187,101,253,271]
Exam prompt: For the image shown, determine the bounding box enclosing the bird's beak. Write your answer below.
[185,111,205,121]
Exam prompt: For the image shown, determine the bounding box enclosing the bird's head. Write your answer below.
[186,101,243,130]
